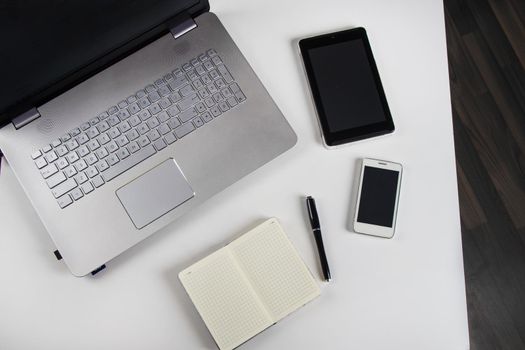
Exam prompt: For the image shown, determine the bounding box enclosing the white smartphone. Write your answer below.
[353,158,402,238]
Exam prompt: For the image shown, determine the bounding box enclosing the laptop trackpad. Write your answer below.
[116,159,195,229]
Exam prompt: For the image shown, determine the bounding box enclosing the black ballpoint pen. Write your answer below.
[306,196,331,282]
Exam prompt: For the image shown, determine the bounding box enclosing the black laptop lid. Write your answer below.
[0,0,209,126]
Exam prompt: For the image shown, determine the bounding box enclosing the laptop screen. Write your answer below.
[0,0,205,125]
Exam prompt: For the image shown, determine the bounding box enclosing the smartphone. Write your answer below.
[353,158,402,238]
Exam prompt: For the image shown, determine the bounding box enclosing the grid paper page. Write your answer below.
[229,218,321,321]
[179,248,273,350]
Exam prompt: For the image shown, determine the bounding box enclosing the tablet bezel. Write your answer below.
[299,27,395,147]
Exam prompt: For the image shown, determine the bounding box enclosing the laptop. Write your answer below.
[0,0,297,276]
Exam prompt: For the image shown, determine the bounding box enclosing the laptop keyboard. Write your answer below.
[31,49,246,209]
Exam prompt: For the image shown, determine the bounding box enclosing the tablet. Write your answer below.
[299,27,395,147]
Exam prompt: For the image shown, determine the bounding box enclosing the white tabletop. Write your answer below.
[0,1,469,349]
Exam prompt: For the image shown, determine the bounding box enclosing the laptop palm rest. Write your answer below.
[116,159,195,229]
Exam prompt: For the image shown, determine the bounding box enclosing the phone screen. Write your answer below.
[357,166,400,227]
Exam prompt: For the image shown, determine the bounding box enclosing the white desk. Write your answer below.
[0,1,469,349]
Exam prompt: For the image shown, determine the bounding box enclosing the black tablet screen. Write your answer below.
[306,39,387,132]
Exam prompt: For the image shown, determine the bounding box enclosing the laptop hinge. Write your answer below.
[169,14,197,39]
[11,107,41,130]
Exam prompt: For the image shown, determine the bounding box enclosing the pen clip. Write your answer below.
[306,196,320,229]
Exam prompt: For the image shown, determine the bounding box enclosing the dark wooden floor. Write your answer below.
[444,0,525,349]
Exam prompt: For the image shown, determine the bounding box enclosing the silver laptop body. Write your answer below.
[0,8,296,276]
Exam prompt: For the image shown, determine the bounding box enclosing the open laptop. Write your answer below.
[0,0,297,276]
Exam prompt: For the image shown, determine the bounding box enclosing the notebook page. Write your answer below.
[229,218,320,321]
[179,248,273,350]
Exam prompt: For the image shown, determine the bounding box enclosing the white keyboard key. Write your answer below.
[126,129,140,141]
[31,150,42,159]
[65,139,79,151]
[117,148,130,160]
[128,115,141,127]
[179,107,197,123]
[116,135,129,147]
[158,123,171,135]
[118,121,131,133]
[147,117,161,130]
[201,112,213,123]
[82,182,94,194]
[85,153,98,165]
[128,141,140,153]
[153,138,166,151]
[92,175,105,188]
[96,160,109,172]
[106,141,119,153]
[164,132,177,145]
[66,151,80,164]
[98,133,111,145]
[51,178,77,198]
[193,116,204,128]
[35,157,47,169]
[95,147,109,159]
[55,145,68,157]
[56,158,69,170]
[147,130,161,142]
[87,139,100,151]
[86,166,99,178]
[86,127,99,139]
[45,151,58,163]
[41,163,58,179]
[46,172,67,189]
[70,188,83,201]
[77,145,89,158]
[137,135,150,147]
[57,194,73,209]
[168,118,181,130]
[174,122,195,139]
[97,121,110,133]
[77,133,90,144]
[75,172,89,185]
[107,154,120,166]
[64,165,77,178]
[75,159,88,172]
[108,127,121,139]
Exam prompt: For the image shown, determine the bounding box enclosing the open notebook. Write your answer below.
[179,218,320,350]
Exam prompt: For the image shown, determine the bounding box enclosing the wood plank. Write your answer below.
[456,163,487,230]
[453,114,525,350]
[461,32,525,228]
[445,6,489,96]
[489,0,525,69]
